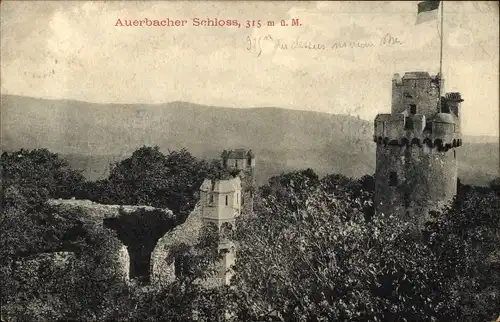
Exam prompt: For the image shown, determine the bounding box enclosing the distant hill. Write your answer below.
[1,94,498,186]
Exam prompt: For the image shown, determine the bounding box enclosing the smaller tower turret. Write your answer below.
[221,149,255,171]
[199,177,241,285]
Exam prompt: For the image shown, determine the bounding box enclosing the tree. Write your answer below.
[82,146,232,223]
[424,185,500,322]
[1,149,85,201]
[1,203,131,321]
[126,220,229,322]
[230,171,444,321]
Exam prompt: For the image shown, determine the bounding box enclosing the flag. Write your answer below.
[416,1,440,25]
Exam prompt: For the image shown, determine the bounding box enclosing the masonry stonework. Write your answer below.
[374,72,463,225]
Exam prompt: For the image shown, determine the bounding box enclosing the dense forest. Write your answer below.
[1,147,499,321]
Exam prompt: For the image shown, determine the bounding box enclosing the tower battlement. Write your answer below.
[377,71,463,151]
[373,112,462,150]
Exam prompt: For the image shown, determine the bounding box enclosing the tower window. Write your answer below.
[225,195,228,206]
[441,100,450,113]
[235,160,239,168]
[405,117,414,130]
[409,104,417,114]
[209,194,214,204]
[389,171,398,186]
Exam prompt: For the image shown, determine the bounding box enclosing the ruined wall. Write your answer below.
[238,169,255,215]
[47,199,174,282]
[150,203,203,286]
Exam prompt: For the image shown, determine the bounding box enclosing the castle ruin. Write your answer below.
[152,149,255,286]
[373,72,463,225]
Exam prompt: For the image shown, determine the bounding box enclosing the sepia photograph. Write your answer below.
[1,1,499,321]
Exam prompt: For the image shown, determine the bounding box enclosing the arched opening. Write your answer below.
[401,138,409,146]
[423,138,433,148]
[411,138,420,146]
[434,139,443,149]
[377,136,383,144]
[103,209,177,283]
[383,137,389,146]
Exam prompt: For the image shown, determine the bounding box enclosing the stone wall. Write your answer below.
[374,143,457,224]
[46,198,174,282]
[150,203,203,286]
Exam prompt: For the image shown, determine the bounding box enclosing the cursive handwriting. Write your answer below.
[380,33,404,45]
[246,34,404,57]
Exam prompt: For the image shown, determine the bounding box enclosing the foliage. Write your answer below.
[1,203,130,321]
[78,146,233,222]
[125,220,229,322]
[1,146,499,321]
[424,180,500,322]
[1,149,85,203]
[232,170,442,321]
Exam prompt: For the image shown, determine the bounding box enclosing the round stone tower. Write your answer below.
[373,72,463,225]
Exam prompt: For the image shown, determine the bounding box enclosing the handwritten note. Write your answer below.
[246,33,404,57]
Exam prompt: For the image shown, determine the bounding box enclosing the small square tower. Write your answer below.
[221,149,255,171]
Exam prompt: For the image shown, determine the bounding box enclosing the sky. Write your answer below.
[1,1,499,136]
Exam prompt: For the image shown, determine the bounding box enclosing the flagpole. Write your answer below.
[438,1,444,112]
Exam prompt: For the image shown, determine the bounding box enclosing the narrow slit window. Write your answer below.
[225,195,228,206]
[389,171,398,186]
[404,191,410,208]
[409,104,417,114]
